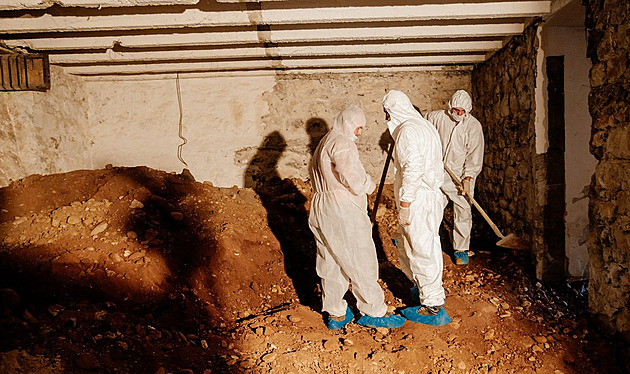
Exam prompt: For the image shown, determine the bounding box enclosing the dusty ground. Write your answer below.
[0,166,628,374]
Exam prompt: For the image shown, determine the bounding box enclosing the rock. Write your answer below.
[23,309,38,324]
[48,304,65,317]
[126,231,138,239]
[533,335,548,344]
[90,222,108,236]
[0,288,20,308]
[155,368,166,374]
[484,330,495,340]
[261,352,277,363]
[201,339,209,349]
[67,214,82,225]
[458,361,466,369]
[288,315,302,323]
[170,212,184,221]
[128,251,145,261]
[130,199,144,209]
[75,352,99,370]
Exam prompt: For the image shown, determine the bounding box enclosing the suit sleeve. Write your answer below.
[395,126,424,203]
[463,120,484,179]
[330,141,375,196]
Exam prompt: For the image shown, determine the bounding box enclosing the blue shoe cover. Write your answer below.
[410,286,420,304]
[327,306,354,330]
[392,238,398,246]
[454,250,469,265]
[357,314,406,328]
[401,306,451,326]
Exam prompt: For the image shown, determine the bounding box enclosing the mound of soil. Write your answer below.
[0,166,627,373]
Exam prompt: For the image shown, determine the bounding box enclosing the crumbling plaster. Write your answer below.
[85,71,470,188]
[0,66,91,187]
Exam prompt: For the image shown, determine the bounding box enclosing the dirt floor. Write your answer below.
[0,166,628,374]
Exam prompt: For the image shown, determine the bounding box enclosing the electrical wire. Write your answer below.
[175,72,188,168]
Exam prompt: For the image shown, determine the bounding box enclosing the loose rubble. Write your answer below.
[0,166,627,373]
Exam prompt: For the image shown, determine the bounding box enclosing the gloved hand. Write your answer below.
[398,206,411,226]
[461,178,471,195]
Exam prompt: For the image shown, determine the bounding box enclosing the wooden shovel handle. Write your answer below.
[443,165,506,239]
[370,141,394,224]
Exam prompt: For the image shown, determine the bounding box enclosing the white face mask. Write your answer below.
[449,111,465,122]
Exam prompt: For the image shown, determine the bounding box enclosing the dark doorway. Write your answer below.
[544,55,567,279]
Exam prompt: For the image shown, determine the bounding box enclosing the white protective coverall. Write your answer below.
[382,90,446,307]
[308,104,387,318]
[425,90,484,252]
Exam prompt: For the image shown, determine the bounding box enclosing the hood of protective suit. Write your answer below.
[332,104,366,142]
[448,90,473,113]
[382,90,421,135]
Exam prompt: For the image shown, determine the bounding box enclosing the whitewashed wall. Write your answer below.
[0,66,91,187]
[0,68,469,188]
[85,71,470,188]
[538,25,595,280]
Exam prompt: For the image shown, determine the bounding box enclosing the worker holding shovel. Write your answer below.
[382,90,450,326]
[426,90,485,266]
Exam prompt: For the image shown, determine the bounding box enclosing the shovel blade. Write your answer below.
[496,233,530,250]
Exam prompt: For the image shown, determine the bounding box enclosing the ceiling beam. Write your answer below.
[0,2,550,33]
[0,0,198,11]
[4,23,523,50]
[49,41,504,64]
[61,54,485,75]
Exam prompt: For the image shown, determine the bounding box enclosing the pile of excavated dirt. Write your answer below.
[0,166,627,374]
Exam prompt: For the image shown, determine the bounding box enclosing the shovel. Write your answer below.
[444,165,530,250]
[370,140,394,225]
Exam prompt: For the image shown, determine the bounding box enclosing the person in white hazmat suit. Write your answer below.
[308,104,406,330]
[425,90,484,266]
[382,90,450,326]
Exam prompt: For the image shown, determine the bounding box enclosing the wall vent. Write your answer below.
[0,53,50,92]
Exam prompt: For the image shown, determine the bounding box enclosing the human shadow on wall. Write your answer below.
[244,130,320,309]
[306,117,329,156]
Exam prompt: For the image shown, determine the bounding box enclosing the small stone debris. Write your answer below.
[75,352,100,370]
[533,335,548,344]
[90,222,108,237]
[261,352,277,363]
[67,214,82,225]
[48,304,65,317]
[171,212,184,220]
[130,199,144,209]
[287,315,302,323]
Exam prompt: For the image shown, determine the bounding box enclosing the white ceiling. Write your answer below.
[0,0,568,77]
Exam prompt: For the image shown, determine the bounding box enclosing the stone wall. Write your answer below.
[584,0,630,340]
[0,66,92,187]
[257,71,470,186]
[471,26,539,247]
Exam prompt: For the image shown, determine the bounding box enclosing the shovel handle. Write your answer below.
[370,141,395,224]
[443,165,506,240]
